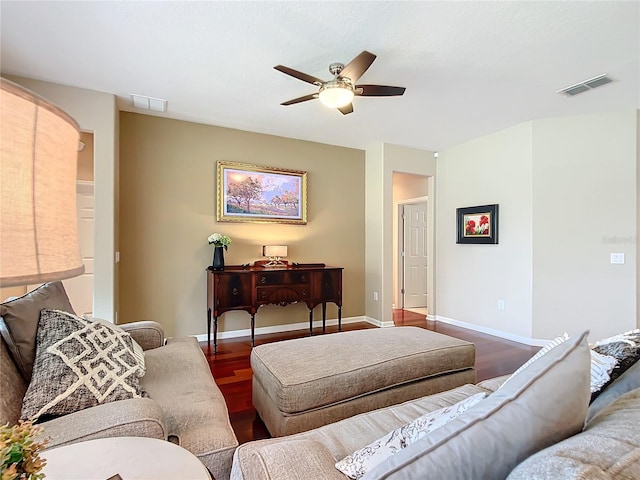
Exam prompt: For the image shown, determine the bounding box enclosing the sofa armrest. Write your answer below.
[232,439,347,480]
[119,321,165,350]
[41,397,167,450]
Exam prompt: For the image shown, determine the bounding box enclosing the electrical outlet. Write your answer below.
[373,292,379,301]
[497,300,505,310]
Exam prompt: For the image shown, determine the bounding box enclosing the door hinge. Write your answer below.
[401,288,405,294]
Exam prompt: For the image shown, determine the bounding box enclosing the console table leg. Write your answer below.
[207,308,212,352]
[322,303,327,332]
[308,308,313,337]
[338,306,342,332]
[251,314,256,347]
[213,315,218,354]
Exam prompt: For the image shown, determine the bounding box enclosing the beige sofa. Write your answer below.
[232,331,640,479]
[0,282,238,480]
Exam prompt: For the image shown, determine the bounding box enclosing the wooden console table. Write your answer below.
[206,264,343,352]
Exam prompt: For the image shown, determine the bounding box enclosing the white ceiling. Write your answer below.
[1,1,638,151]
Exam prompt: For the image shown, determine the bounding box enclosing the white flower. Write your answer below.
[208,233,232,249]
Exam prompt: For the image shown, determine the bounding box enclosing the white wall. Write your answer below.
[7,76,118,322]
[532,111,638,340]
[436,122,534,340]
[437,111,638,344]
[365,143,435,324]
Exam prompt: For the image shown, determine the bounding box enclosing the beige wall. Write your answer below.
[532,111,637,340]
[365,144,435,324]
[119,113,365,337]
[5,76,118,321]
[437,111,638,343]
[437,122,535,339]
[637,109,640,329]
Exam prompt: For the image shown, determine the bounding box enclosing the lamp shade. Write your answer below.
[0,78,84,287]
[263,245,288,258]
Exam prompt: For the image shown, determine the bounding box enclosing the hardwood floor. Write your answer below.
[201,310,539,445]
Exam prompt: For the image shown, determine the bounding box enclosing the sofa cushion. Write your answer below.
[587,359,640,424]
[21,310,144,421]
[363,331,591,480]
[0,281,75,380]
[335,392,487,479]
[141,336,238,480]
[231,383,488,480]
[507,387,640,479]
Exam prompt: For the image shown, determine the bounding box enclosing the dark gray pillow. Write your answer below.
[591,329,640,401]
[0,281,75,380]
[21,309,144,422]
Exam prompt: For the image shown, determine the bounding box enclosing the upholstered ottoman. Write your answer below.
[251,326,476,437]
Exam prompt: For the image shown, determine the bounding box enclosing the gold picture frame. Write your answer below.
[216,161,308,224]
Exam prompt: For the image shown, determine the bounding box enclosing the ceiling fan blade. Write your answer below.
[280,93,318,106]
[355,85,406,97]
[274,65,324,86]
[339,51,377,83]
[338,103,354,115]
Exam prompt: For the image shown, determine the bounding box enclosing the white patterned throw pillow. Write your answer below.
[335,392,487,479]
[21,309,145,421]
[590,349,618,393]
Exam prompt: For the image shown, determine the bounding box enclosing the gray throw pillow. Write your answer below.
[0,281,75,381]
[591,329,640,401]
[363,331,591,480]
[21,309,144,422]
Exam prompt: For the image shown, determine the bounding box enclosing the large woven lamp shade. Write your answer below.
[0,78,84,287]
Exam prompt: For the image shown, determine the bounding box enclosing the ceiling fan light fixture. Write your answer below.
[318,81,354,109]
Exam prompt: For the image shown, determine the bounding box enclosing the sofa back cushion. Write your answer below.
[0,281,75,380]
[0,334,27,425]
[363,331,591,480]
[507,387,640,479]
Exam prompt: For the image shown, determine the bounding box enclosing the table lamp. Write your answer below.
[0,78,84,287]
[262,245,288,267]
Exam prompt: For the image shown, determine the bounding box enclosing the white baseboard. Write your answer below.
[194,316,373,342]
[435,315,550,347]
[363,316,395,328]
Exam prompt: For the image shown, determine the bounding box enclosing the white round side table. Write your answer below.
[41,437,211,480]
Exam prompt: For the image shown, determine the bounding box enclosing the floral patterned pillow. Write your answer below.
[334,392,487,479]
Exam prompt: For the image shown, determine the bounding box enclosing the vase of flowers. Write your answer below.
[208,233,231,270]
[0,420,48,480]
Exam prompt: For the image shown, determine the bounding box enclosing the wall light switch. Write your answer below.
[610,253,625,264]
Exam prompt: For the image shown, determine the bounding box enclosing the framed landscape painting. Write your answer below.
[456,204,499,244]
[216,161,307,224]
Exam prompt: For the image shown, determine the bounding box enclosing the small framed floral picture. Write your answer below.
[456,204,499,244]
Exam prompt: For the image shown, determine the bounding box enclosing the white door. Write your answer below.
[402,202,428,309]
[63,182,94,316]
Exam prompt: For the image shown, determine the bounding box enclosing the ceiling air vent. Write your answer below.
[557,74,613,97]
[130,94,168,112]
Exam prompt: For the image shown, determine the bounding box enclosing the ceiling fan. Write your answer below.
[274,51,406,115]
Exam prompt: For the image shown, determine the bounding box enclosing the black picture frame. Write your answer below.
[456,204,499,244]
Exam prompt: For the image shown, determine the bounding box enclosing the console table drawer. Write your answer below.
[257,271,310,286]
[256,285,310,305]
